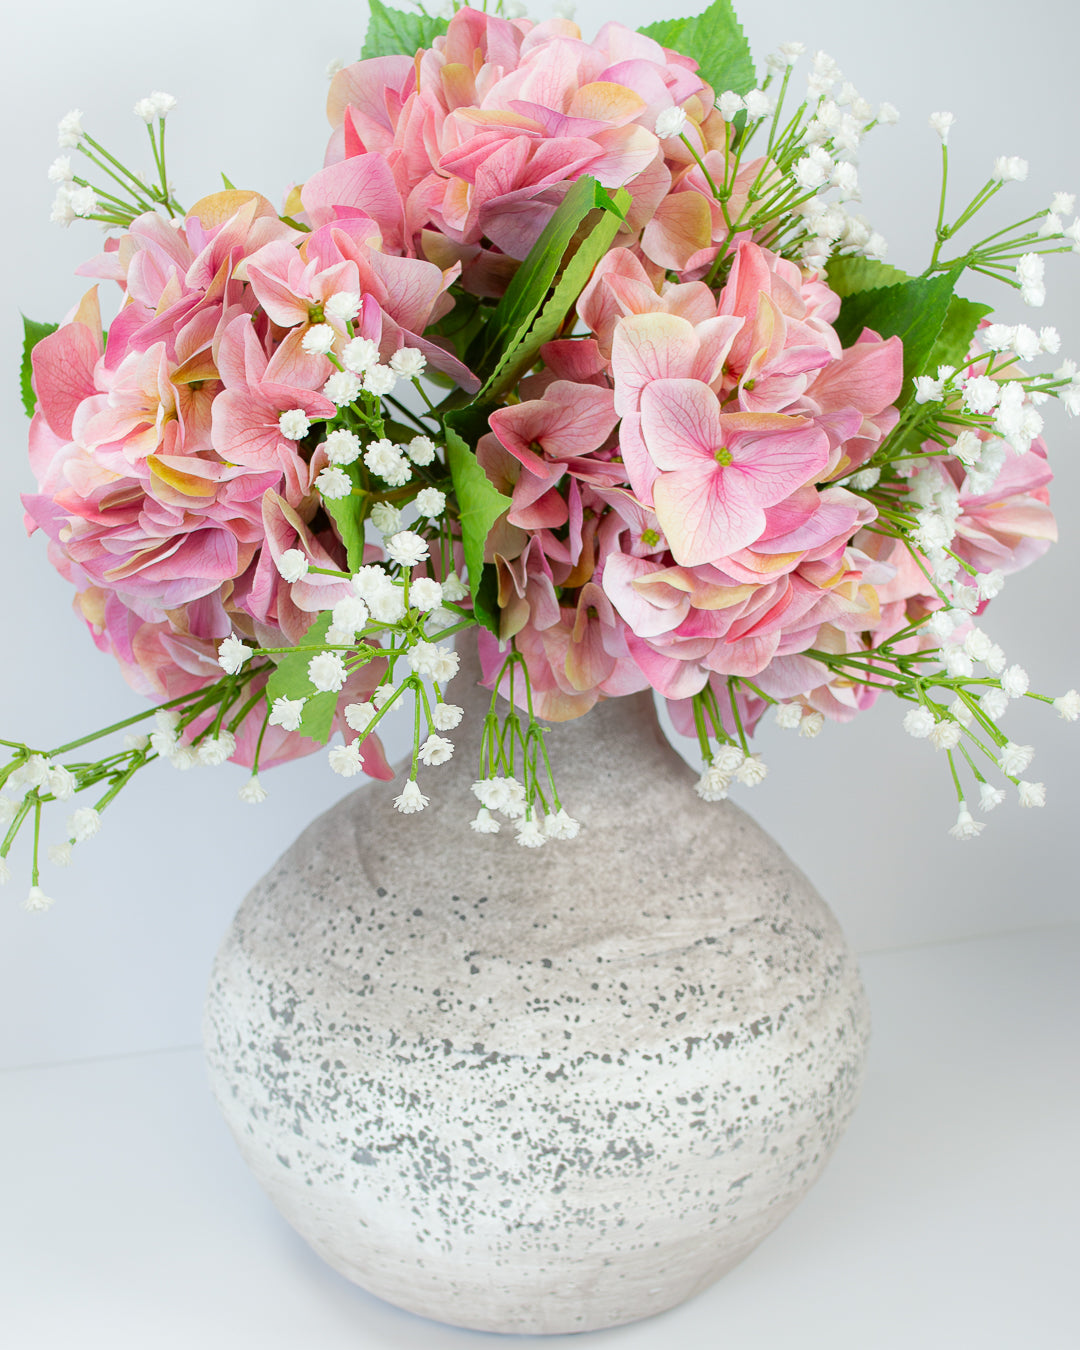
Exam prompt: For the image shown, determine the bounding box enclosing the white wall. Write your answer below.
[0,0,1076,1069]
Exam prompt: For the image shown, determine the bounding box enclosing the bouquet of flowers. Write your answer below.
[3,0,1077,910]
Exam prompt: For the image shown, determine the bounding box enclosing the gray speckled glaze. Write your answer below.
[203,654,870,1335]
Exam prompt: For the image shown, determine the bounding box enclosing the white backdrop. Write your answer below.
[0,0,1077,1069]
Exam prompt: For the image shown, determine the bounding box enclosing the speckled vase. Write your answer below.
[203,655,870,1335]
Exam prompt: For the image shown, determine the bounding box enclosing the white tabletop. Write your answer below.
[2,923,1077,1349]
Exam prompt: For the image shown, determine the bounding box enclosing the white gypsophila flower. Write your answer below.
[344,701,377,733]
[793,154,829,191]
[331,595,370,636]
[718,91,745,120]
[655,106,688,139]
[544,808,581,840]
[386,530,429,569]
[25,886,54,913]
[982,323,1015,352]
[950,583,978,613]
[324,291,361,323]
[342,336,379,374]
[372,685,397,711]
[516,816,546,848]
[695,766,730,801]
[47,155,73,184]
[979,782,1006,813]
[168,745,199,771]
[964,628,994,662]
[148,729,176,758]
[278,409,311,440]
[426,608,457,636]
[800,239,832,271]
[928,720,962,751]
[217,633,252,675]
[316,465,352,500]
[46,764,76,801]
[414,487,447,519]
[470,807,500,834]
[326,56,346,79]
[949,698,974,727]
[437,572,467,603]
[927,608,957,638]
[308,652,347,693]
[992,155,1028,183]
[49,189,74,228]
[997,741,1034,776]
[57,109,84,147]
[1001,665,1030,699]
[389,347,426,378]
[323,429,362,466]
[238,775,268,804]
[276,548,309,584]
[799,711,825,738]
[735,754,768,786]
[833,113,863,154]
[847,467,880,490]
[962,375,1001,415]
[945,650,974,679]
[69,186,97,218]
[197,732,237,767]
[364,438,409,482]
[302,323,337,356]
[325,624,353,646]
[903,706,935,738]
[407,435,437,466]
[48,842,73,868]
[1018,780,1046,808]
[744,89,773,119]
[328,739,365,777]
[136,91,176,121]
[269,696,305,732]
[913,375,944,404]
[864,231,889,259]
[774,702,804,729]
[431,703,463,731]
[394,780,429,814]
[929,111,955,143]
[778,41,805,64]
[410,577,443,612]
[157,709,181,734]
[471,775,524,815]
[369,502,403,535]
[952,430,982,466]
[1039,327,1061,354]
[363,364,397,396]
[981,687,1009,720]
[710,744,745,776]
[878,101,900,125]
[368,586,407,624]
[323,370,363,406]
[1053,689,1080,721]
[1051,192,1076,215]
[68,806,101,842]
[948,803,985,841]
[418,734,454,767]
[1039,212,1062,238]
[831,161,859,201]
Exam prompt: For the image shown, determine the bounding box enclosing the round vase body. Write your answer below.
[203,673,869,1335]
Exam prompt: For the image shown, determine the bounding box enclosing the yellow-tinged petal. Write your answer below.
[569,82,647,125]
[147,454,215,498]
[187,190,277,229]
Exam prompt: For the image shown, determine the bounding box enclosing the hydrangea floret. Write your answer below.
[2,0,1076,910]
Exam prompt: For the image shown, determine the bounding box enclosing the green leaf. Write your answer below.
[445,423,512,635]
[640,0,755,97]
[825,255,912,298]
[322,471,366,572]
[263,612,339,744]
[361,0,448,59]
[220,172,236,190]
[19,316,58,419]
[927,293,994,373]
[481,184,632,400]
[833,269,961,407]
[468,176,626,383]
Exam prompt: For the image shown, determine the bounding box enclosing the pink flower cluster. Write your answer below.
[325,5,743,288]
[474,241,1056,731]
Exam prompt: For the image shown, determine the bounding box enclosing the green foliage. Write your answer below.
[263,612,338,744]
[825,256,912,298]
[833,269,962,406]
[361,0,448,59]
[468,177,627,389]
[927,293,994,373]
[19,316,58,419]
[639,0,756,97]
[322,472,366,572]
[445,424,512,636]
